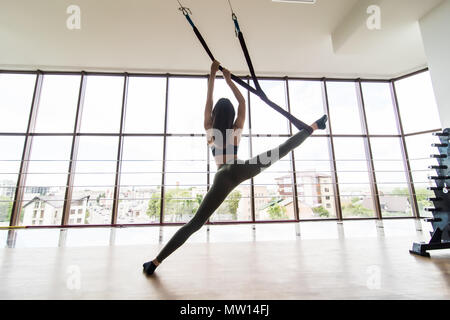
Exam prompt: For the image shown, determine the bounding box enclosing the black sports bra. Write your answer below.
[210,144,239,157]
[207,128,242,163]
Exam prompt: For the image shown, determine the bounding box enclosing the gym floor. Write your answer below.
[0,220,449,300]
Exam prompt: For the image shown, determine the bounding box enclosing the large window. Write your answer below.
[293,137,337,220]
[0,73,35,226]
[80,76,124,133]
[370,137,412,217]
[250,80,290,135]
[0,74,35,133]
[252,137,294,221]
[17,75,82,226]
[327,81,375,219]
[326,81,363,135]
[0,137,24,226]
[404,133,441,218]
[119,137,163,224]
[163,137,207,223]
[361,82,399,135]
[288,80,325,133]
[0,70,442,226]
[167,78,206,134]
[333,137,376,218]
[396,72,441,134]
[21,136,72,226]
[289,80,337,219]
[362,82,413,218]
[72,136,118,225]
[395,71,442,218]
[124,77,166,134]
[35,75,80,133]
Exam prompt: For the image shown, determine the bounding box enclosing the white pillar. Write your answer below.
[419,0,450,128]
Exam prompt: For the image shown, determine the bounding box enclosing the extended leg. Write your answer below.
[236,128,313,183]
[143,169,238,275]
[155,183,230,263]
[236,115,327,183]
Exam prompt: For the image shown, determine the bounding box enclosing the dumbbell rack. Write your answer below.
[410,128,450,257]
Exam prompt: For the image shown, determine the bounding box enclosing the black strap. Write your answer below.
[192,26,215,61]
[237,31,263,93]
[181,11,311,132]
[188,17,259,95]
[234,21,311,131]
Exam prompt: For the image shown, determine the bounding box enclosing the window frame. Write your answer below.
[1,68,440,228]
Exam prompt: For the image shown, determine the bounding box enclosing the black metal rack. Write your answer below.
[410,128,450,257]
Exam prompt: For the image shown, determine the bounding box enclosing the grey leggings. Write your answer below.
[156,128,312,262]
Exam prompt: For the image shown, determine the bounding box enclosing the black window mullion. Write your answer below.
[356,80,382,219]
[322,80,343,221]
[390,80,420,219]
[159,76,170,224]
[285,78,300,221]
[111,74,129,224]
[10,72,43,226]
[247,78,256,223]
[62,73,87,225]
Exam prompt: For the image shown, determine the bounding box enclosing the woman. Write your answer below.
[143,60,328,275]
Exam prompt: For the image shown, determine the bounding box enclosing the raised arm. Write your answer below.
[204,60,220,130]
[222,68,246,129]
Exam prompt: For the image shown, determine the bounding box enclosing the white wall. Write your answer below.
[419,0,450,128]
[0,0,441,78]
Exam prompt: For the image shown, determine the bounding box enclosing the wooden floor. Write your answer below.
[0,221,449,300]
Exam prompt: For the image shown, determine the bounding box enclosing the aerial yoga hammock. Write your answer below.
[143,0,328,275]
[176,0,313,132]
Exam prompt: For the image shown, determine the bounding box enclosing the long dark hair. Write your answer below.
[212,98,235,148]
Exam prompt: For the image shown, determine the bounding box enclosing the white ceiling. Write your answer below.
[0,0,444,78]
